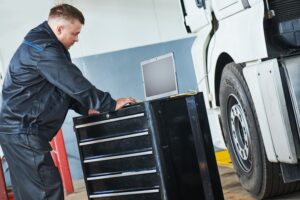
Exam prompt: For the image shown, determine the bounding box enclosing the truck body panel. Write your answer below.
[244,59,297,163]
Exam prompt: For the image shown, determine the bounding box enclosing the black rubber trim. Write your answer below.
[241,0,251,9]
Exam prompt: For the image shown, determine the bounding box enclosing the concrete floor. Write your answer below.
[219,165,255,200]
[65,165,300,200]
[65,179,87,200]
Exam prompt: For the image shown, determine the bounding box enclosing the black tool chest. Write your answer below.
[73,93,224,200]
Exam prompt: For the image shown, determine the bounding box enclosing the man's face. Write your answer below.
[58,19,82,49]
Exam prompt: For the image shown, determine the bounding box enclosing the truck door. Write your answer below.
[180,0,211,33]
[179,0,213,109]
[212,0,250,20]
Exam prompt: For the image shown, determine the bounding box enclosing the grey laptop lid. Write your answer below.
[141,52,178,101]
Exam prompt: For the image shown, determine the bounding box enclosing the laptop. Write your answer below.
[122,52,178,109]
[141,52,178,101]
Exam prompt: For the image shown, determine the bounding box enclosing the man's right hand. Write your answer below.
[88,109,100,115]
[115,97,136,110]
[88,97,136,115]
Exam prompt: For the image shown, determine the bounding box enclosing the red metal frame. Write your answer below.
[0,157,8,200]
[51,129,74,195]
[0,157,13,200]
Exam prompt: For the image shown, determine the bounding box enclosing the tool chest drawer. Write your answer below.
[73,94,224,200]
[84,153,156,176]
[79,131,152,159]
[87,172,159,193]
[89,188,162,200]
[76,113,148,142]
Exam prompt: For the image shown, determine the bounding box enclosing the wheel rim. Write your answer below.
[228,94,252,172]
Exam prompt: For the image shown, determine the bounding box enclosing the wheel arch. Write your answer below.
[214,53,234,106]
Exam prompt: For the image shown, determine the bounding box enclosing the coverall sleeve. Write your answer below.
[36,43,116,113]
[69,99,88,115]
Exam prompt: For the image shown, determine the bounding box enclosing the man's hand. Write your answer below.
[88,108,100,116]
[115,97,136,110]
[88,97,136,115]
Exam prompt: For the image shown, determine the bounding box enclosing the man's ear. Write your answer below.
[57,25,64,35]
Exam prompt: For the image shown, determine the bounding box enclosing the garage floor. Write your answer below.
[65,165,300,200]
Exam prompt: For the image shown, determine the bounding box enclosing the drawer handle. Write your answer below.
[87,169,157,181]
[89,189,159,198]
[84,150,153,163]
[75,113,145,129]
[79,131,149,146]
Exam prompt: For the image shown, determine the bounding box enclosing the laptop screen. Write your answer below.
[141,52,178,101]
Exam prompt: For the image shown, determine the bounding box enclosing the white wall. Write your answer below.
[0,0,53,75]
[0,0,188,74]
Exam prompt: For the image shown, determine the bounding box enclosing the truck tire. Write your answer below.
[219,63,300,199]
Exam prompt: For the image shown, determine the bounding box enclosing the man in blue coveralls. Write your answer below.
[0,4,135,199]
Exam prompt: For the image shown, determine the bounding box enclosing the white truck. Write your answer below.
[180,0,300,199]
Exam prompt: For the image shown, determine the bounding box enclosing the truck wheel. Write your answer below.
[219,63,300,199]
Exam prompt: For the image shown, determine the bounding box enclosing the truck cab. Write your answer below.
[180,0,300,198]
